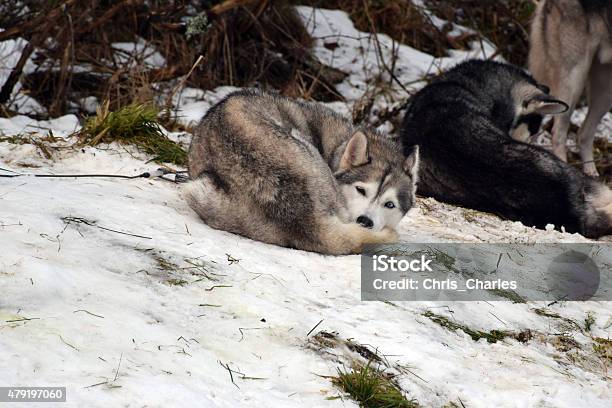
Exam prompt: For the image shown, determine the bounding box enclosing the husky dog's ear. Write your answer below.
[524,94,568,115]
[403,145,420,180]
[340,131,369,170]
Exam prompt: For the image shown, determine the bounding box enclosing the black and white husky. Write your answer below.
[400,60,612,238]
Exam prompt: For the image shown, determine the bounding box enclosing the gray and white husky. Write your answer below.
[185,89,419,254]
[529,0,612,176]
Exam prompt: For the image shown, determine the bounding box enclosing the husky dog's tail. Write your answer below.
[183,177,262,238]
[585,183,612,238]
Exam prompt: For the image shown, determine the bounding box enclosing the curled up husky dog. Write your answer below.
[400,60,612,238]
[186,89,419,255]
[529,0,612,176]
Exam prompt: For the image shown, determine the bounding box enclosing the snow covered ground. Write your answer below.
[1,6,611,408]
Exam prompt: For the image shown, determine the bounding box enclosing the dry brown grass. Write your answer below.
[302,0,536,67]
[192,0,345,101]
[1,0,345,119]
[425,0,536,65]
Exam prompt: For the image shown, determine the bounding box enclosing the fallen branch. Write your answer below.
[0,41,34,104]
[0,0,78,42]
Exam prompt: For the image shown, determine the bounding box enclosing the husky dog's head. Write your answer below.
[334,131,419,231]
[509,82,568,142]
[442,60,568,142]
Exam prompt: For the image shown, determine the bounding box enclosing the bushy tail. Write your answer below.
[183,179,221,225]
[586,184,612,238]
[595,186,612,218]
[316,217,399,255]
[183,178,252,235]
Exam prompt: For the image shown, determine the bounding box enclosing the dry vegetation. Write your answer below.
[0,0,537,120]
[301,0,535,64]
[0,0,346,120]
[301,0,467,57]
[425,0,536,65]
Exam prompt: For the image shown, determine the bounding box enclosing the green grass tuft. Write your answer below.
[79,101,187,165]
[0,133,63,159]
[593,338,612,363]
[584,312,595,332]
[333,363,419,408]
[534,308,583,331]
[166,278,188,286]
[488,288,526,303]
[424,311,515,343]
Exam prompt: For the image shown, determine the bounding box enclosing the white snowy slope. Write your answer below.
[1,121,611,408]
[1,7,611,408]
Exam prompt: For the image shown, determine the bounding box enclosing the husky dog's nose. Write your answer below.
[357,216,374,229]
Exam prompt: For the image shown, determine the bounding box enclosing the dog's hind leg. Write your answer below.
[183,175,258,237]
[578,62,612,177]
[549,60,591,162]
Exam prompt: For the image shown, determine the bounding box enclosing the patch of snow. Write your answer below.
[79,96,99,115]
[413,0,485,39]
[0,114,80,137]
[171,86,239,129]
[112,38,166,69]
[294,6,497,135]
[296,6,497,105]
[8,92,47,116]
[0,38,29,86]
[0,38,46,116]
[572,108,612,143]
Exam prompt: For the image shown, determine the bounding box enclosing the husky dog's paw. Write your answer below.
[348,227,399,255]
[375,227,399,244]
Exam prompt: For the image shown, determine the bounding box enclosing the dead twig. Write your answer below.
[218,360,241,389]
[0,42,34,104]
[73,309,105,319]
[113,353,123,382]
[307,319,324,337]
[62,216,152,240]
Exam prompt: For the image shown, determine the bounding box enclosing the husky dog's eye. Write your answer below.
[356,186,366,196]
[384,201,396,209]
